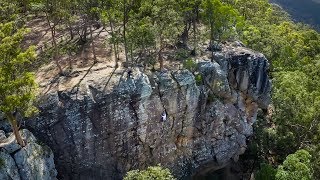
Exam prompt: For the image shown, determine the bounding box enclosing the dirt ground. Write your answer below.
[24,15,190,96]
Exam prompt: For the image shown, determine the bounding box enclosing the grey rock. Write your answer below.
[0,129,57,180]
[213,52,228,71]
[25,45,271,179]
[14,142,57,180]
[226,48,271,109]
[0,120,11,133]
[207,41,223,51]
[0,130,6,141]
[0,151,21,180]
[0,135,21,154]
[197,61,232,100]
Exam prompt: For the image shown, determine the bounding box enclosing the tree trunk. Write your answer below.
[159,50,164,71]
[81,21,88,44]
[90,24,97,63]
[21,0,28,13]
[51,25,64,75]
[181,23,189,46]
[109,20,119,68]
[123,0,129,65]
[7,113,25,147]
[192,17,197,56]
[45,10,64,75]
[68,24,74,40]
[210,23,214,62]
[130,46,134,63]
[117,28,121,61]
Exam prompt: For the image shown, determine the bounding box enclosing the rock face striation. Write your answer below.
[26,45,271,179]
[0,129,57,180]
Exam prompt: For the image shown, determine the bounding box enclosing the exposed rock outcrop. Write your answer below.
[25,45,271,179]
[0,129,57,180]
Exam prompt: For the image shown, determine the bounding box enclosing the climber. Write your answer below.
[161,111,167,122]
[127,69,132,79]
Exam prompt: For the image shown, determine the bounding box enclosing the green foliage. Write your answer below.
[224,1,320,179]
[195,74,203,85]
[207,93,220,103]
[29,2,45,15]
[175,49,190,61]
[183,58,197,72]
[0,22,37,117]
[255,163,276,180]
[232,0,320,72]
[0,0,19,22]
[127,17,156,63]
[271,0,320,30]
[149,0,183,45]
[275,150,313,180]
[124,165,176,180]
[44,0,72,24]
[0,157,5,169]
[128,18,155,49]
[309,145,320,180]
[273,71,317,126]
[201,0,243,41]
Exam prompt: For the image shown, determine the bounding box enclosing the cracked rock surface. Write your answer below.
[0,129,57,180]
[25,45,271,179]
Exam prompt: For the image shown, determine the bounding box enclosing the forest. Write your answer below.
[270,0,320,31]
[0,0,320,179]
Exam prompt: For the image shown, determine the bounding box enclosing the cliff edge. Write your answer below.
[25,44,271,179]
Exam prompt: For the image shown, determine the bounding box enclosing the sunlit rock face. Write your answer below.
[26,45,271,180]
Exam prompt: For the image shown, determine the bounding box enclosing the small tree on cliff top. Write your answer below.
[0,22,37,147]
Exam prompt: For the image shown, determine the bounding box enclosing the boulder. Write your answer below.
[0,151,21,180]
[0,130,6,141]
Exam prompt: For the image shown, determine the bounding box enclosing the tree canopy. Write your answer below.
[0,20,37,146]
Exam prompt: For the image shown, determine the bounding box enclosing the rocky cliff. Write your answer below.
[25,44,271,179]
[0,129,57,180]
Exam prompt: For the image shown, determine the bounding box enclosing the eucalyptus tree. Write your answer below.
[0,0,20,23]
[0,22,37,147]
[121,0,142,66]
[177,0,202,54]
[44,0,65,75]
[127,17,156,69]
[99,0,123,67]
[139,0,183,70]
[276,150,313,180]
[201,0,242,43]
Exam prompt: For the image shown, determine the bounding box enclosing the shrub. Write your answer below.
[183,58,197,72]
[255,163,276,180]
[175,49,189,61]
[195,74,203,85]
[0,157,5,169]
[124,165,176,180]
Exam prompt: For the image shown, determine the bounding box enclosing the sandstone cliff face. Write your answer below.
[26,45,271,180]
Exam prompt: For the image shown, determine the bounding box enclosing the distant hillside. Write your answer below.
[270,0,320,30]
